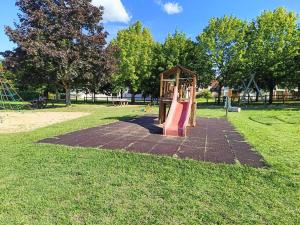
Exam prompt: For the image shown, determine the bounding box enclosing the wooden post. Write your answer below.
[159,101,165,124]
[190,75,197,127]
[159,73,164,124]
[176,68,180,89]
[159,73,163,98]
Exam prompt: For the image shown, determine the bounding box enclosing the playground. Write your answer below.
[0,64,299,224]
[1,1,300,223]
[0,103,299,224]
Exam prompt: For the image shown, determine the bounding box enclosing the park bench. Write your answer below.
[112,98,128,106]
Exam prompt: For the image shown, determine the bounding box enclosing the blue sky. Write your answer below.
[0,0,299,52]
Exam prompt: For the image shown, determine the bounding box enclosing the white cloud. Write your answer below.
[92,0,131,23]
[154,1,183,15]
[163,2,183,15]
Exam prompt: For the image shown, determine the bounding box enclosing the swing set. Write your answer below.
[0,73,25,110]
[241,73,264,104]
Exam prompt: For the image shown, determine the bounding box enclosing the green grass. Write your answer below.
[0,104,299,224]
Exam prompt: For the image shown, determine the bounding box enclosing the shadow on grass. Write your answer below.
[250,114,300,125]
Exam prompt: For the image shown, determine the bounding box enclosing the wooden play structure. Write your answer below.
[158,65,197,136]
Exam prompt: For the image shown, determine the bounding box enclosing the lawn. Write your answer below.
[0,104,299,225]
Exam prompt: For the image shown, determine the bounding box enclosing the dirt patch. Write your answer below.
[0,112,90,133]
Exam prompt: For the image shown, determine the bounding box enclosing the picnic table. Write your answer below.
[30,97,55,109]
[112,98,129,106]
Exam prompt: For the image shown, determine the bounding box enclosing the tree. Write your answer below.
[79,44,118,102]
[197,16,248,103]
[246,7,300,103]
[162,31,195,69]
[285,51,300,96]
[140,43,163,102]
[4,0,108,105]
[112,21,154,103]
[193,43,215,88]
[140,31,197,101]
[2,47,57,95]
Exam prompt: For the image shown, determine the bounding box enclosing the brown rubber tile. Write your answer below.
[38,116,266,168]
[128,141,156,153]
[150,143,179,156]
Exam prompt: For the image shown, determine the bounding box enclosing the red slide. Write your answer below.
[163,86,193,136]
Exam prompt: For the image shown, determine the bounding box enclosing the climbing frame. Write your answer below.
[158,65,197,126]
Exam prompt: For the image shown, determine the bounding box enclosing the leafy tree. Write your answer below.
[162,31,195,69]
[141,31,197,101]
[197,16,248,103]
[79,44,118,102]
[4,0,109,105]
[287,28,300,96]
[246,7,300,103]
[112,21,154,103]
[2,47,57,95]
[140,43,163,102]
[193,43,215,88]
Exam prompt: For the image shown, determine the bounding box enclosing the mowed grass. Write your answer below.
[0,104,299,225]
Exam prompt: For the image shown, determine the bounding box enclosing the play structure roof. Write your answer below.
[160,65,197,77]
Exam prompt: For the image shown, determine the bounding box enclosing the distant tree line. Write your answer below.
[1,0,299,104]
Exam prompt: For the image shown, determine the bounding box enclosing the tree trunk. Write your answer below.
[217,85,223,105]
[93,91,96,103]
[65,87,71,106]
[298,83,300,97]
[43,88,49,99]
[268,81,275,104]
[120,89,123,99]
[56,89,59,101]
[255,89,259,102]
[131,93,135,103]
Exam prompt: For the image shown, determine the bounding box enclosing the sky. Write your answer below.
[0,0,299,52]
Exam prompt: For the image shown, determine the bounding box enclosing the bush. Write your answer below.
[198,89,212,104]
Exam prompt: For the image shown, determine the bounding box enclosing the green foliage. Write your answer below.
[197,89,212,104]
[162,31,195,69]
[246,7,300,103]
[112,21,154,101]
[140,31,197,99]
[3,0,112,105]
[18,91,40,101]
[197,16,248,88]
